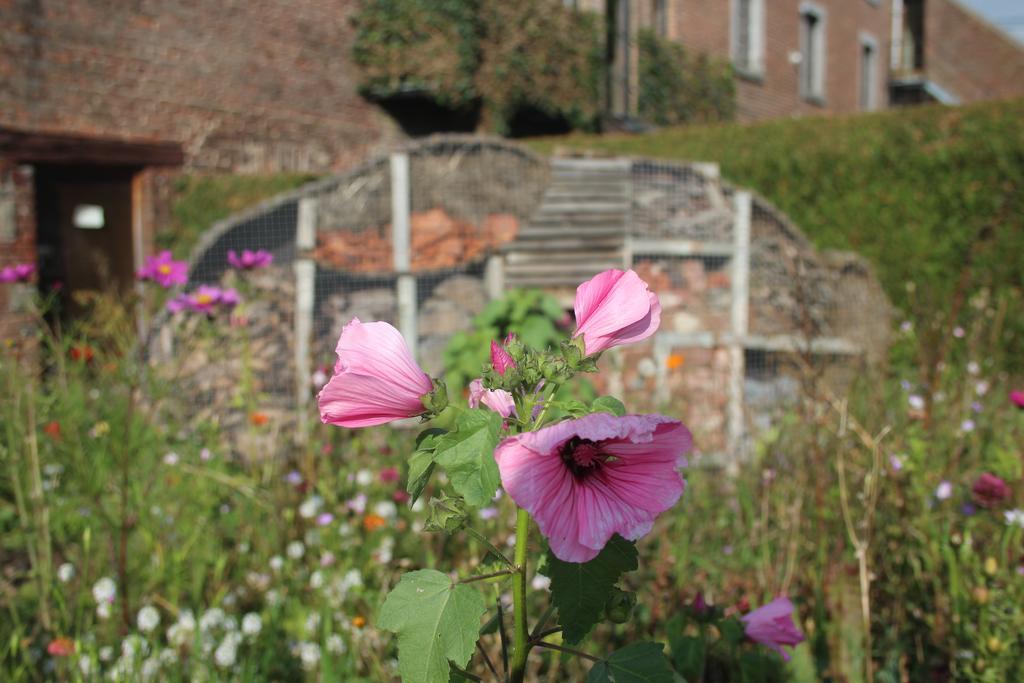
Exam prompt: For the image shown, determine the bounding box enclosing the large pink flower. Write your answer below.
[572,269,661,355]
[741,597,805,661]
[318,318,433,428]
[468,378,516,418]
[137,251,188,288]
[1011,390,1024,409]
[494,413,690,562]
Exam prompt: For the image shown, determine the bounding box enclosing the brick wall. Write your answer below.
[925,0,1024,103]
[666,0,891,122]
[0,0,395,173]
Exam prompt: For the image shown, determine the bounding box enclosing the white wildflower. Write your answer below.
[373,500,398,520]
[199,608,225,633]
[355,469,373,487]
[57,562,75,583]
[214,632,241,669]
[241,613,262,638]
[137,605,160,632]
[298,642,321,671]
[310,570,324,590]
[326,633,346,655]
[286,541,305,560]
[298,496,323,520]
[92,576,116,604]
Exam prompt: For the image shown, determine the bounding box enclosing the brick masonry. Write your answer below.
[0,0,394,174]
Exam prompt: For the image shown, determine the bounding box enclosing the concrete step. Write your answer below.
[505,250,622,264]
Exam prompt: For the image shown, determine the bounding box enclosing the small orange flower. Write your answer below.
[666,354,685,370]
[249,412,269,427]
[362,514,386,532]
[44,421,62,439]
[69,345,95,363]
[47,637,75,657]
[351,615,367,629]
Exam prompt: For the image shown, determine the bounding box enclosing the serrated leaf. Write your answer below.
[547,535,638,644]
[592,396,626,416]
[587,642,676,683]
[434,410,502,507]
[378,570,487,683]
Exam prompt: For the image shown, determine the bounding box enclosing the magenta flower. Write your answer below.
[379,467,400,484]
[490,340,516,376]
[572,269,661,356]
[1011,390,1024,409]
[317,318,433,428]
[167,286,239,315]
[494,413,690,562]
[469,378,516,418]
[972,473,1011,508]
[0,263,35,283]
[136,251,188,288]
[227,249,274,270]
[741,597,805,661]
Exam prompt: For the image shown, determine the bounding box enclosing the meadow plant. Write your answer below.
[318,268,803,682]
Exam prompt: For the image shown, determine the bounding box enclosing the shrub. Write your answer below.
[637,29,736,126]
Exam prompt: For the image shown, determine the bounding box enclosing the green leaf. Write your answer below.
[378,570,487,683]
[587,642,676,683]
[667,631,706,682]
[547,535,639,644]
[408,429,446,506]
[592,396,626,416]
[434,410,503,507]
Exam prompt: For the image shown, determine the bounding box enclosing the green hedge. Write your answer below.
[529,99,1024,370]
[637,29,735,126]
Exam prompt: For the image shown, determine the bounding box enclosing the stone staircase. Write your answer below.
[502,158,630,290]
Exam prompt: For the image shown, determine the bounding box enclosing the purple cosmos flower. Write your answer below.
[167,286,240,315]
[972,473,1010,508]
[960,419,975,433]
[889,455,905,472]
[0,263,35,283]
[953,326,965,339]
[900,321,913,333]
[316,512,335,527]
[137,251,188,288]
[1011,390,1024,409]
[227,249,273,270]
[971,401,983,414]
[935,480,953,501]
[741,597,806,661]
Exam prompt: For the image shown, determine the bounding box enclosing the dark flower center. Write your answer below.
[560,437,609,479]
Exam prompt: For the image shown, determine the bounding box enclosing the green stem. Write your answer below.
[511,507,531,683]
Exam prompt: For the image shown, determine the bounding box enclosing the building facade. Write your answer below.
[0,0,394,335]
[591,0,1024,121]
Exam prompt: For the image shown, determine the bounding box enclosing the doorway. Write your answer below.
[34,165,138,314]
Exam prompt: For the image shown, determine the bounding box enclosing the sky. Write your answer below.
[959,0,1024,44]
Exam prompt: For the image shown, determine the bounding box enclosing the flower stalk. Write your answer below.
[511,506,530,683]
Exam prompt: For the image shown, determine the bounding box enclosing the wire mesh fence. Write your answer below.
[147,135,890,462]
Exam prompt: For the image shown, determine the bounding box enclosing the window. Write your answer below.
[732,0,764,76]
[859,34,879,111]
[799,4,826,102]
[654,0,669,38]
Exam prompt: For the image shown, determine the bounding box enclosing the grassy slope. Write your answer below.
[527,99,1024,321]
[162,173,317,255]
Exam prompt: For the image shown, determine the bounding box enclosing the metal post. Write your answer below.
[391,152,418,358]
[727,191,752,465]
[485,254,505,301]
[294,196,317,441]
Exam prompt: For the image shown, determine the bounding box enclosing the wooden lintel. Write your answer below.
[0,127,184,166]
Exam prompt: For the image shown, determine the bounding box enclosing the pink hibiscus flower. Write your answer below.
[468,378,516,418]
[166,285,239,315]
[494,413,690,562]
[137,251,188,288]
[572,269,661,355]
[227,249,274,270]
[741,597,805,661]
[0,262,35,283]
[318,318,433,428]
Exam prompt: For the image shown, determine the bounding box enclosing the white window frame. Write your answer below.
[859,32,880,111]
[799,2,827,103]
[731,0,765,78]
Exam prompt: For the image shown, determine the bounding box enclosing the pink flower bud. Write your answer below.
[573,269,661,355]
[741,597,805,661]
[490,340,516,376]
[318,318,433,428]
